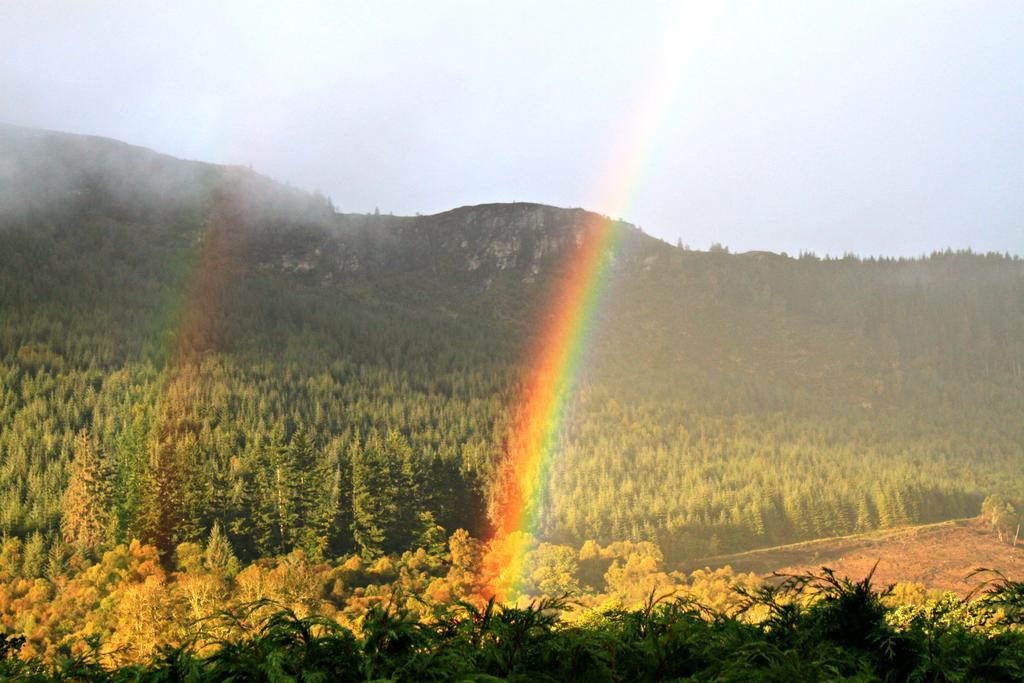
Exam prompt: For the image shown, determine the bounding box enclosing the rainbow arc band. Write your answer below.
[484,215,624,602]
[482,3,715,601]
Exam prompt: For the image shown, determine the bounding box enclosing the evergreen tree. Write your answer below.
[140,434,187,559]
[111,411,150,544]
[417,510,447,555]
[287,426,330,557]
[350,432,392,559]
[248,438,278,556]
[203,521,239,576]
[61,430,112,552]
[855,497,875,532]
[389,429,429,550]
[250,425,293,555]
[45,537,69,581]
[0,536,21,582]
[267,426,294,551]
[177,434,210,545]
[325,442,354,556]
[21,531,45,578]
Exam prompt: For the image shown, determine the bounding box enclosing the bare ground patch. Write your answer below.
[682,518,1024,596]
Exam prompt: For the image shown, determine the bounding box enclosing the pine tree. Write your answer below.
[746,503,766,538]
[111,409,151,544]
[267,425,294,552]
[390,428,429,549]
[45,536,69,580]
[416,510,447,555]
[203,521,239,576]
[61,430,112,552]
[351,431,393,559]
[140,436,186,558]
[855,496,875,532]
[21,531,45,578]
[0,536,21,582]
[177,434,209,545]
[249,425,292,555]
[248,438,278,556]
[289,426,331,558]
[326,444,354,556]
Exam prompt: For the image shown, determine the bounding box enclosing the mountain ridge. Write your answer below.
[1,123,674,293]
[0,124,1022,565]
[7,123,1017,268]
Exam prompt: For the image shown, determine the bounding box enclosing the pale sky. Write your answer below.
[1,0,1022,256]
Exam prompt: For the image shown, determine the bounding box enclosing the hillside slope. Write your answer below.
[682,517,1024,596]
[1,124,1023,564]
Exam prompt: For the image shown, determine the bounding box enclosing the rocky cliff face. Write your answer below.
[267,202,668,293]
[417,203,598,277]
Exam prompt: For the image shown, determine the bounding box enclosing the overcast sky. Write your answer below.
[1,1,1022,256]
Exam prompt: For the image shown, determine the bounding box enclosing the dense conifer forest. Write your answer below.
[1,125,1023,670]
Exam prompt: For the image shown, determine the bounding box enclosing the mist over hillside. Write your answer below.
[1,124,1023,569]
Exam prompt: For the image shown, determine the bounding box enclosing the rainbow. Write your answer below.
[483,4,716,602]
[484,213,625,601]
[138,180,247,553]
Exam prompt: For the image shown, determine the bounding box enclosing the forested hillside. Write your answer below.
[1,124,1023,571]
